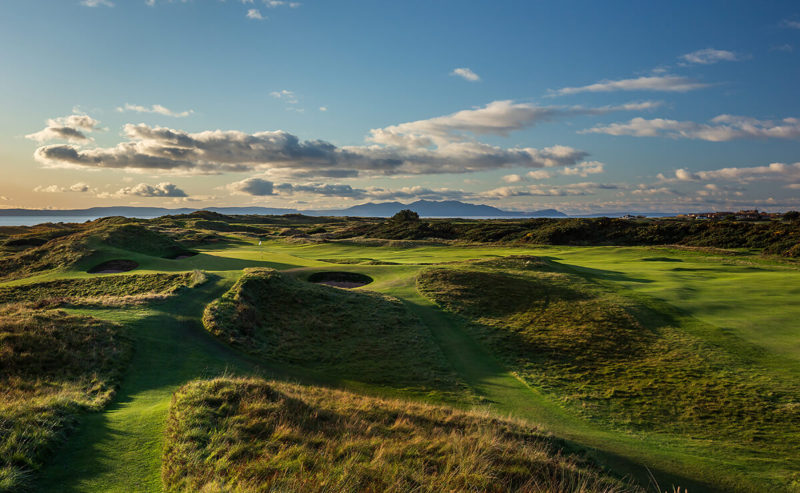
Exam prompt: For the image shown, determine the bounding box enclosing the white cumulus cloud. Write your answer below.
[450,67,480,82]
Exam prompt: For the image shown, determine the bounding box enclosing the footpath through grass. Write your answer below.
[33,273,257,492]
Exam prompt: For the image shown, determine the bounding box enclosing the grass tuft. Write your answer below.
[0,305,132,491]
[163,377,640,493]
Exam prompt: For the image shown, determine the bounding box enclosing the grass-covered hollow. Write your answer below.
[163,378,639,493]
[0,270,207,307]
[0,305,131,491]
[416,257,800,486]
[202,268,463,396]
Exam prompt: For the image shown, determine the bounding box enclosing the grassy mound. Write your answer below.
[0,270,206,307]
[0,306,131,491]
[416,259,800,451]
[163,378,638,493]
[0,221,189,281]
[203,268,462,396]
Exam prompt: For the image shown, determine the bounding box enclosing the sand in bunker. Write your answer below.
[316,280,369,288]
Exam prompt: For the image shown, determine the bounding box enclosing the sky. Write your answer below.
[1,0,799,214]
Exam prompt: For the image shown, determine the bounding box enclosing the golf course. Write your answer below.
[1,214,799,492]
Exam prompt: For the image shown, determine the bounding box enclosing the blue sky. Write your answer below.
[1,0,799,213]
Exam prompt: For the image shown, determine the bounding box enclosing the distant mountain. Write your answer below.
[308,200,567,218]
[0,201,567,219]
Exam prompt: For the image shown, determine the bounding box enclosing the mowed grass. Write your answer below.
[6,232,798,492]
[203,268,466,399]
[416,256,800,489]
[163,377,639,493]
[0,305,131,492]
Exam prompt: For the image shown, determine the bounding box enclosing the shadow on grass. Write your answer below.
[33,275,290,491]
[539,256,655,284]
[401,297,718,493]
[35,266,714,493]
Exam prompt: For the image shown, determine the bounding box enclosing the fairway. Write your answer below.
[0,233,787,492]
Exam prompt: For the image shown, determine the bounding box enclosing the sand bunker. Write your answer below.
[88,259,139,274]
[308,272,373,288]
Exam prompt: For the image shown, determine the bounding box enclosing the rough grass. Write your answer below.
[0,270,207,307]
[163,377,640,493]
[0,305,132,491]
[416,257,800,451]
[203,268,464,397]
[0,221,190,281]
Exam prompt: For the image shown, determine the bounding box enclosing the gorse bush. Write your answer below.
[163,378,641,493]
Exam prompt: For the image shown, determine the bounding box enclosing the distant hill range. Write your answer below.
[0,200,567,218]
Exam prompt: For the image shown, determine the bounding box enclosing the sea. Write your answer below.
[0,215,164,227]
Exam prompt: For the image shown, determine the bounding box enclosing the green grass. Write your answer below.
[416,257,800,490]
[203,268,466,399]
[0,271,206,306]
[163,377,639,493]
[0,306,131,492]
[0,228,796,492]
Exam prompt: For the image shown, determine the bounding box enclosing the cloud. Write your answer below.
[246,9,265,20]
[32,111,594,176]
[781,19,800,29]
[33,182,91,193]
[451,67,480,82]
[319,106,328,112]
[664,162,800,183]
[264,1,301,7]
[26,114,100,143]
[551,75,711,96]
[502,174,524,183]
[270,89,298,103]
[226,177,275,196]
[115,182,188,197]
[500,162,602,183]
[526,169,553,180]
[81,0,114,6]
[561,161,604,177]
[630,185,677,196]
[33,101,649,178]
[679,48,739,65]
[226,178,473,202]
[368,99,658,146]
[117,103,193,118]
[582,115,800,141]
[482,182,617,198]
